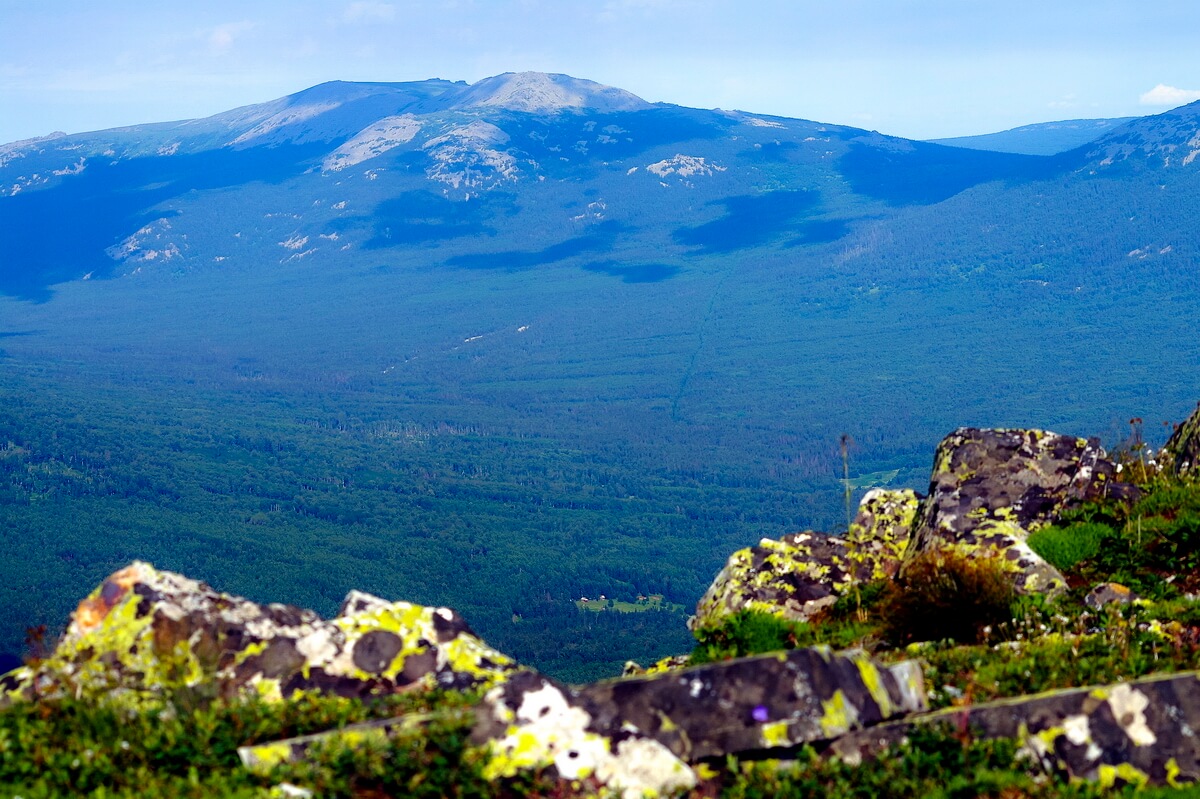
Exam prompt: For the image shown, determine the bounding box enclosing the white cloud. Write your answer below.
[344,2,396,22]
[208,21,255,53]
[1140,84,1200,106]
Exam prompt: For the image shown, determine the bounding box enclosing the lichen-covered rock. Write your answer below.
[690,489,921,631]
[689,532,854,631]
[0,562,519,708]
[473,670,697,799]
[574,646,927,761]
[239,712,450,774]
[907,428,1124,597]
[825,670,1200,788]
[622,654,690,677]
[1085,582,1142,610]
[846,488,922,581]
[943,518,1068,595]
[916,428,1119,539]
[1164,401,1200,474]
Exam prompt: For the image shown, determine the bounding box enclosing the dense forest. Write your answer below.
[4,91,1200,683]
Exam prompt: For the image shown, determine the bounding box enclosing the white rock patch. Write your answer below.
[323,115,422,171]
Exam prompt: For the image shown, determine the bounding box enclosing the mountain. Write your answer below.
[3,74,1200,681]
[929,116,1138,155]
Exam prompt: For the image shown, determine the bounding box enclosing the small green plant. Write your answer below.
[691,610,805,663]
[881,548,1018,646]
[1027,522,1107,571]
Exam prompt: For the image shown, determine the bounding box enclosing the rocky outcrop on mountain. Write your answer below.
[689,531,856,631]
[240,644,927,798]
[689,488,921,631]
[847,487,922,581]
[826,670,1200,788]
[913,428,1122,542]
[571,646,926,761]
[0,562,519,709]
[691,427,1134,635]
[906,428,1128,596]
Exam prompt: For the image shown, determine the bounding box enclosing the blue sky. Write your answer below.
[2,0,1199,145]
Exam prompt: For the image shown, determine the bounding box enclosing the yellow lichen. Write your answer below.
[819,689,859,737]
[760,720,791,747]
[1097,762,1150,790]
[853,657,894,717]
[240,741,295,775]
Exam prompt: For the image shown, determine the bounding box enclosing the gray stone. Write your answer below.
[906,428,1127,597]
[825,670,1200,788]
[573,646,927,761]
[0,562,521,708]
[690,489,923,633]
[1084,582,1141,610]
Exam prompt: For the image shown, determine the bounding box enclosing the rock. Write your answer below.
[239,712,450,774]
[1164,401,1200,474]
[242,645,925,797]
[907,428,1125,597]
[473,670,697,799]
[573,646,928,761]
[846,488,922,581]
[1084,582,1141,610]
[690,532,854,631]
[691,489,921,632]
[825,670,1200,788]
[621,654,690,677]
[0,562,520,708]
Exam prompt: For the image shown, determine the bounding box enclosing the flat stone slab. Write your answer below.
[572,646,927,761]
[826,670,1200,787]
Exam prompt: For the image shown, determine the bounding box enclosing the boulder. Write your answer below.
[1164,401,1200,474]
[826,670,1200,788]
[907,428,1125,596]
[690,488,921,631]
[690,532,854,631]
[572,646,927,761]
[0,562,519,708]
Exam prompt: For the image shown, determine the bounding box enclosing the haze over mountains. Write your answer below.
[2,71,1200,679]
[928,117,1139,155]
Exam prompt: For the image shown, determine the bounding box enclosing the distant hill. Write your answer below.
[928,117,1139,155]
[3,73,1200,681]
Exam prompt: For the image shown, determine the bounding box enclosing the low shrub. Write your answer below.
[881,548,1017,646]
[691,610,805,663]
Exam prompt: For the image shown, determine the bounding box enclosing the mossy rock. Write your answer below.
[1,562,521,709]
[691,488,922,631]
[906,428,1121,598]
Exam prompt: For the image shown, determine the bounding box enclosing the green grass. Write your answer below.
[1027,521,1107,571]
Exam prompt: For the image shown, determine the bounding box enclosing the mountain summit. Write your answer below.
[454,71,651,114]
